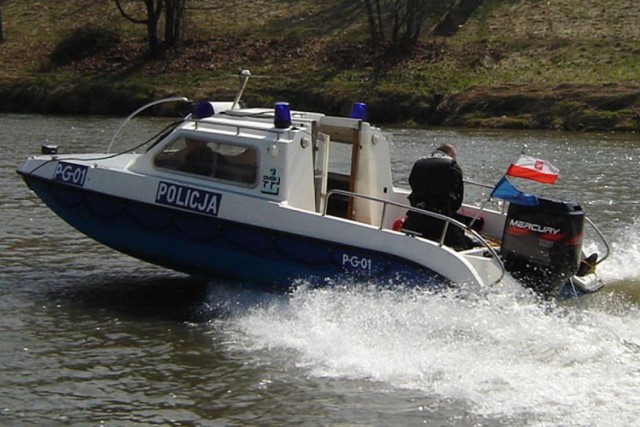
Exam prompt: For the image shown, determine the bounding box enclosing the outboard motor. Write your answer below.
[501,197,584,295]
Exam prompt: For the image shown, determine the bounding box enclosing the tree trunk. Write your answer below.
[114,0,163,55]
[144,0,163,55]
[164,0,186,47]
[147,14,160,55]
[365,0,456,54]
[0,3,4,43]
[363,0,380,47]
[374,0,385,43]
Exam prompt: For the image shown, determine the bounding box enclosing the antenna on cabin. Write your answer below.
[231,69,251,110]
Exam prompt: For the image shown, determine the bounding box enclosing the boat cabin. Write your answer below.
[133,103,400,228]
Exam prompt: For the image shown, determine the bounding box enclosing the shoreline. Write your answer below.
[2,78,640,132]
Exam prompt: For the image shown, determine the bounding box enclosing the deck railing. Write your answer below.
[584,216,611,266]
[322,185,609,287]
[323,189,506,286]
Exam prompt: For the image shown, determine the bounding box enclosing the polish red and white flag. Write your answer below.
[506,155,559,184]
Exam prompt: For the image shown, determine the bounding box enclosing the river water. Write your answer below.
[2,114,640,426]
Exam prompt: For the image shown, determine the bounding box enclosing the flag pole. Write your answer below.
[467,175,506,230]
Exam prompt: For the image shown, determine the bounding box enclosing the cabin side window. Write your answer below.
[154,137,258,185]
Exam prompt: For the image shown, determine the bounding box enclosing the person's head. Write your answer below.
[185,138,206,151]
[436,143,457,159]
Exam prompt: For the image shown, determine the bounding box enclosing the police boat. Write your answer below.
[17,70,610,297]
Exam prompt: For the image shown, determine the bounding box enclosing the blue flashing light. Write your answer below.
[350,102,367,121]
[193,102,215,119]
[274,102,292,129]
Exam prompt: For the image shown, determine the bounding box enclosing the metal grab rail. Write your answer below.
[463,178,496,190]
[584,216,611,266]
[323,189,505,285]
[185,115,294,138]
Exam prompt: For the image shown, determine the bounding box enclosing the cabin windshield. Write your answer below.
[154,136,258,185]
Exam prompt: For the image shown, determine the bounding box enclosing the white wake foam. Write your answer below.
[208,225,640,426]
[220,279,640,426]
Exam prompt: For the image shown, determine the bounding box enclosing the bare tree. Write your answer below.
[115,0,163,54]
[114,0,186,54]
[391,0,423,50]
[362,0,459,53]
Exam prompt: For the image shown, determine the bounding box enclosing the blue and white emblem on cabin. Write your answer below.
[155,181,222,216]
[261,168,281,195]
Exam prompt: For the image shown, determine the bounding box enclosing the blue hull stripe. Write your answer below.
[22,176,448,291]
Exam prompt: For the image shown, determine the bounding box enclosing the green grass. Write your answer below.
[2,0,640,127]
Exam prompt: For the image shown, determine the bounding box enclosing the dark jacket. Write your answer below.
[403,149,469,250]
[408,150,463,215]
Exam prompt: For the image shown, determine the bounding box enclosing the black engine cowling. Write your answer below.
[501,198,584,294]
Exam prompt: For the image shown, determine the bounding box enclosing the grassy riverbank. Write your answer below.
[1,0,640,130]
